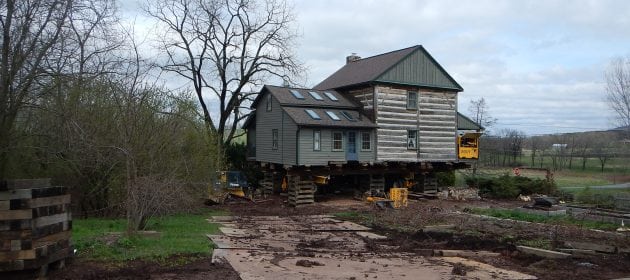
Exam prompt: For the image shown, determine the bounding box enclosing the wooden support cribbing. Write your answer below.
[0,179,73,276]
[287,175,315,207]
[369,174,385,192]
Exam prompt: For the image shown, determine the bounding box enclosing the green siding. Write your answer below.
[375,48,461,90]
[256,92,297,165]
[298,128,375,166]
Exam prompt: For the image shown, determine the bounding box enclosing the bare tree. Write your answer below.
[605,56,630,138]
[145,0,303,151]
[468,97,497,131]
[0,0,73,177]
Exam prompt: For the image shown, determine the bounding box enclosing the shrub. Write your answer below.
[575,187,616,209]
[465,173,557,199]
[436,171,456,187]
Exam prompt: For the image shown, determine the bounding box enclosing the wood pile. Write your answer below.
[0,179,73,277]
[286,175,315,207]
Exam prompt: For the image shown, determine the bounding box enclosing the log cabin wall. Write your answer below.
[374,85,457,162]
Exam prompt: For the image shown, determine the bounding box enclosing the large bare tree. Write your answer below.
[145,0,303,149]
[468,97,497,131]
[605,56,630,137]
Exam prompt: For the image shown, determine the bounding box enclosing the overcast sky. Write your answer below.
[124,0,630,135]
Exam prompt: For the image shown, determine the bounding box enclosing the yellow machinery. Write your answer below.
[207,171,251,204]
[389,188,408,208]
[457,132,481,160]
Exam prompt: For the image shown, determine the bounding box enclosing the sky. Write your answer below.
[122,0,630,135]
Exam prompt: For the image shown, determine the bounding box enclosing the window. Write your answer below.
[407,130,417,150]
[290,89,305,99]
[340,111,355,121]
[325,111,340,121]
[407,91,417,109]
[308,91,324,101]
[332,132,343,151]
[361,132,371,151]
[272,129,278,150]
[305,109,321,120]
[313,130,321,151]
[266,94,272,111]
[323,91,338,101]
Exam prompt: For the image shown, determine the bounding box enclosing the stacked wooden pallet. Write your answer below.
[369,175,385,192]
[286,175,315,207]
[423,176,438,194]
[261,172,274,195]
[0,179,73,277]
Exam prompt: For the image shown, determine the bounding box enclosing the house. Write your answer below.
[245,85,377,166]
[244,45,482,205]
[315,45,463,162]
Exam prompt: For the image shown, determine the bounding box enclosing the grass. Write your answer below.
[73,209,225,262]
[470,208,619,231]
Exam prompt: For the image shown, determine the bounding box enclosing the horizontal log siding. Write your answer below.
[375,86,457,162]
[347,87,374,111]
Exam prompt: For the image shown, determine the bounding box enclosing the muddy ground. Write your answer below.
[47,195,630,279]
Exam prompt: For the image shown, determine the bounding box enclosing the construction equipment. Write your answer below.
[207,171,252,204]
[457,132,481,160]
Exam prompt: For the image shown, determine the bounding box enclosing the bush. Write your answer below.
[436,171,455,187]
[465,173,557,199]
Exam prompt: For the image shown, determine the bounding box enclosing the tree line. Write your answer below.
[478,129,629,173]
[0,0,300,231]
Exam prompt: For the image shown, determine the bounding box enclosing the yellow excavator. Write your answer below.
[207,171,252,204]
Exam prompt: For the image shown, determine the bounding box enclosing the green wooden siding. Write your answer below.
[376,49,461,90]
[298,128,375,166]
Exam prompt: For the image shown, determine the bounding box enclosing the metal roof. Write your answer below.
[283,107,376,128]
[250,85,360,110]
[314,45,463,91]
[457,112,484,131]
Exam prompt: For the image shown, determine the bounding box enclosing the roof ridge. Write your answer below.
[352,45,420,62]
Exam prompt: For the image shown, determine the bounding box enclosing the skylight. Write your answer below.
[341,111,355,121]
[308,91,324,101]
[290,89,305,99]
[326,111,340,121]
[305,109,321,120]
[323,91,338,101]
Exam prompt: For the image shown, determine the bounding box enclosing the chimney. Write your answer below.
[346,53,361,64]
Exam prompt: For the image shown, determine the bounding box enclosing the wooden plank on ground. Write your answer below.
[516,246,571,259]
[564,241,616,253]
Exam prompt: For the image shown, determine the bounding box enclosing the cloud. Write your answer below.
[293,0,630,135]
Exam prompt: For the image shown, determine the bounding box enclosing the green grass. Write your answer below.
[73,209,225,262]
[470,208,618,231]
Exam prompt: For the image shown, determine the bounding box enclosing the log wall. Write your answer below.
[374,86,457,162]
[0,179,72,276]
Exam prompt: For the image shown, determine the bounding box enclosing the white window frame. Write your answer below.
[361,132,371,151]
[272,129,278,150]
[332,132,343,151]
[407,91,418,110]
[313,130,321,151]
[407,130,417,150]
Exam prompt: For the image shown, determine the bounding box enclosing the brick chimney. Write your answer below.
[346,53,361,64]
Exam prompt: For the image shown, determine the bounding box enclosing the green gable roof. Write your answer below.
[376,46,462,90]
[457,112,484,131]
[314,45,463,91]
